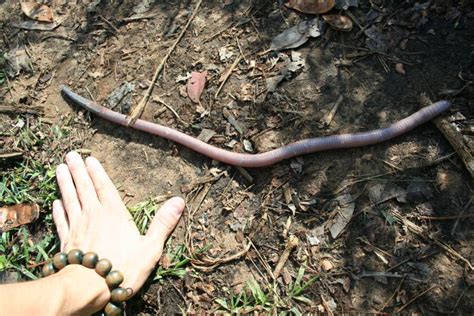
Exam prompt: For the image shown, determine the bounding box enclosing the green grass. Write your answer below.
[0,118,78,279]
[215,266,318,314]
[215,278,275,313]
[0,160,57,205]
[128,197,168,234]
[128,197,214,283]
[287,266,319,305]
[154,242,211,282]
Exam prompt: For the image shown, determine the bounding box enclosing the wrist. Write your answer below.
[54,264,110,315]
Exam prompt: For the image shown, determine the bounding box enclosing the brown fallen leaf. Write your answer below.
[395,63,406,75]
[240,83,253,101]
[0,203,40,232]
[323,14,353,31]
[21,2,54,23]
[285,0,335,14]
[187,70,207,103]
[11,20,61,31]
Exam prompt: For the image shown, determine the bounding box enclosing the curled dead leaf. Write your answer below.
[21,2,54,23]
[323,15,353,31]
[187,70,207,103]
[395,63,406,75]
[320,259,334,272]
[285,0,335,14]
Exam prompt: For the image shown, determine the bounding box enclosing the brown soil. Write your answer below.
[1,0,473,314]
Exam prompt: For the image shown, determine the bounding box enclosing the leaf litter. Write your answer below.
[187,70,207,103]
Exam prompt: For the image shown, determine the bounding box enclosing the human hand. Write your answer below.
[53,151,185,294]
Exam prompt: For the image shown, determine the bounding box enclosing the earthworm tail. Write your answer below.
[60,85,451,168]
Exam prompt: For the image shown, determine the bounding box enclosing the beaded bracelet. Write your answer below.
[42,249,131,316]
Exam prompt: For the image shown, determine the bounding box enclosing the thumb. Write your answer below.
[145,197,185,247]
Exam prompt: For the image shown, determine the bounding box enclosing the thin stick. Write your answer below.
[451,196,472,235]
[418,214,474,220]
[420,93,474,178]
[321,95,344,127]
[0,152,23,159]
[392,210,473,270]
[127,0,203,125]
[99,15,119,33]
[235,166,254,183]
[395,285,437,313]
[273,235,299,279]
[215,54,242,98]
[153,97,190,126]
[379,276,405,312]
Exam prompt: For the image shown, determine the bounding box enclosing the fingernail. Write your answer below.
[85,156,100,168]
[56,164,68,176]
[171,197,185,214]
[52,200,62,209]
[66,151,81,163]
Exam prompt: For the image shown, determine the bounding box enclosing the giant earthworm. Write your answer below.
[61,85,451,168]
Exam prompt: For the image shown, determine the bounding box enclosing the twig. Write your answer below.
[451,286,469,312]
[122,14,158,23]
[392,210,473,270]
[321,95,344,127]
[385,249,437,272]
[41,34,76,42]
[127,0,203,125]
[451,196,472,235]
[215,54,242,98]
[395,285,437,313]
[418,214,474,220]
[152,97,190,126]
[249,239,276,281]
[0,152,23,159]
[98,15,119,33]
[0,105,41,115]
[5,72,14,98]
[235,166,253,183]
[320,294,335,316]
[273,235,299,279]
[191,242,251,272]
[203,20,234,43]
[420,93,474,178]
[379,276,406,312]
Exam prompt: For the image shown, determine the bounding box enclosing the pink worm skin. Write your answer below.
[61,85,451,168]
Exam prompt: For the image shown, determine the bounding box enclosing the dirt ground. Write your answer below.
[1,0,473,314]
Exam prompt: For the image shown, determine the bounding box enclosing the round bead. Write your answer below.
[105,270,124,289]
[110,287,129,303]
[104,302,123,316]
[41,262,56,277]
[67,249,83,264]
[95,259,112,277]
[52,252,68,270]
[82,252,99,268]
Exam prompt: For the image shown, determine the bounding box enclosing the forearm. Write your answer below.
[0,265,109,315]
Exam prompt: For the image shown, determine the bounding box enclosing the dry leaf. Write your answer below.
[285,0,335,14]
[329,193,354,239]
[0,203,40,232]
[240,83,253,101]
[323,15,353,31]
[187,70,207,103]
[11,20,60,31]
[395,63,406,75]
[335,0,359,10]
[21,2,54,23]
[270,18,323,51]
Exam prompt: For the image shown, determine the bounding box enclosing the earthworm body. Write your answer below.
[61,85,451,168]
